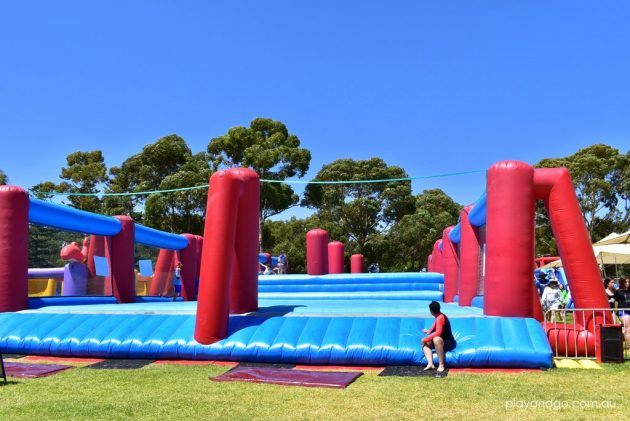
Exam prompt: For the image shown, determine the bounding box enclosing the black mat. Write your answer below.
[238,362,296,369]
[85,359,155,370]
[2,354,25,359]
[378,366,449,378]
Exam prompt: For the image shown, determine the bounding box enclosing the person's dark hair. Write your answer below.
[619,278,630,290]
[429,301,441,314]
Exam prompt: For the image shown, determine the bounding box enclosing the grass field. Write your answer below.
[1,359,629,420]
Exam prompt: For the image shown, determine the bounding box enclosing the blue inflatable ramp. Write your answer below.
[0,312,551,368]
[258,272,444,301]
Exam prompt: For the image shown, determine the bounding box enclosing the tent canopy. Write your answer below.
[538,242,630,268]
[594,229,630,246]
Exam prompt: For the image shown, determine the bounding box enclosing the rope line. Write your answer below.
[29,169,485,197]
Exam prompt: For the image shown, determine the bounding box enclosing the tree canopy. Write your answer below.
[302,158,415,254]
[0,170,7,185]
[208,118,311,222]
[106,135,211,233]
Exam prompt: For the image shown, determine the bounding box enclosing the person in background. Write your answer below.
[421,301,456,377]
[277,251,288,274]
[614,278,630,348]
[604,278,617,309]
[173,262,183,301]
[541,280,563,322]
[536,270,549,297]
[262,264,273,275]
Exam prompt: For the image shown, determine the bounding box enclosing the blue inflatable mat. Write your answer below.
[0,312,551,368]
[259,282,443,293]
[259,291,444,300]
[259,272,444,285]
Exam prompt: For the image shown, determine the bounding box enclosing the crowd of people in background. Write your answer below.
[259,251,289,275]
[536,269,571,322]
[604,276,630,348]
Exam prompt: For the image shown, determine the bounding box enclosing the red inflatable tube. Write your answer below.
[86,235,112,295]
[327,241,345,274]
[151,249,175,296]
[110,216,136,303]
[441,226,458,303]
[195,168,260,344]
[485,161,536,318]
[306,229,329,275]
[546,325,595,357]
[350,254,364,273]
[0,186,29,312]
[229,168,260,314]
[534,168,611,323]
[195,235,203,283]
[179,233,197,301]
[431,240,443,273]
[427,254,433,272]
[457,205,479,307]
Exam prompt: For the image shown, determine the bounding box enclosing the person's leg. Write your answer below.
[422,344,435,370]
[433,337,446,372]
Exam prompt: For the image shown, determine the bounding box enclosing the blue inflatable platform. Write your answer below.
[0,311,551,368]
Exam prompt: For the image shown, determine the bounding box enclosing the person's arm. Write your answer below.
[422,319,436,335]
[422,315,445,343]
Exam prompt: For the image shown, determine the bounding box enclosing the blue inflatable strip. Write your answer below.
[259,291,444,301]
[135,224,189,250]
[29,198,122,236]
[449,223,461,244]
[471,296,484,308]
[135,296,185,303]
[255,299,483,316]
[0,312,552,368]
[28,296,118,309]
[259,282,443,293]
[259,273,444,284]
[468,192,486,227]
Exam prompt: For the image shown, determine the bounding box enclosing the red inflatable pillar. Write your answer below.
[195,168,260,345]
[431,240,443,273]
[327,241,345,274]
[195,235,203,282]
[458,205,480,306]
[306,229,328,275]
[110,215,136,303]
[442,227,458,303]
[0,186,29,312]
[427,254,433,272]
[151,249,175,296]
[179,234,197,301]
[86,235,112,295]
[534,168,610,320]
[350,254,364,273]
[229,168,260,314]
[484,161,536,318]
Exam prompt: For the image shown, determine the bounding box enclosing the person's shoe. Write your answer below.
[423,366,436,371]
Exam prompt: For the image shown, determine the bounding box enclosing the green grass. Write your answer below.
[1,361,629,420]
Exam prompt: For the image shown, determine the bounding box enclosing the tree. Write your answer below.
[207,118,311,225]
[30,151,109,212]
[105,135,212,233]
[388,189,462,271]
[57,151,109,212]
[262,215,323,274]
[302,158,415,256]
[536,144,629,242]
[0,170,7,185]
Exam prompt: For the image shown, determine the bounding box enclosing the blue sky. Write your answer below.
[1,1,628,219]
